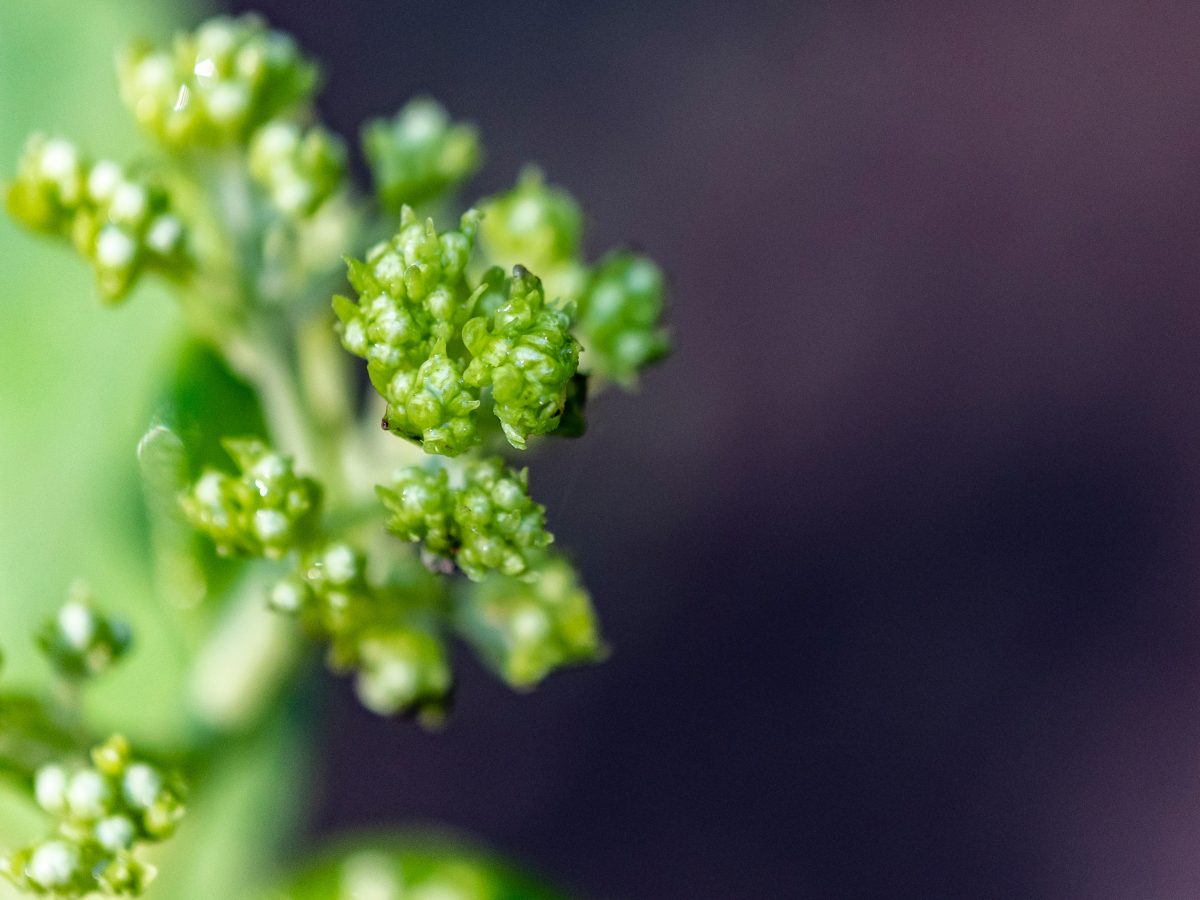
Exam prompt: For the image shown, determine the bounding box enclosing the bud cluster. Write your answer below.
[6,136,187,301]
[36,587,131,681]
[333,209,484,455]
[0,736,185,898]
[363,97,483,211]
[181,438,322,559]
[377,458,553,581]
[462,266,580,449]
[477,169,670,385]
[117,15,318,149]
[269,543,452,718]
[248,120,346,218]
[457,557,603,689]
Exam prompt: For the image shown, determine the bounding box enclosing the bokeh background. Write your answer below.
[6,1,1200,897]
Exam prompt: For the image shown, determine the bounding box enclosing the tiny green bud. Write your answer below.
[36,585,132,680]
[363,97,482,211]
[354,628,451,717]
[462,266,580,449]
[577,251,670,384]
[458,556,603,688]
[478,167,582,275]
[249,120,346,217]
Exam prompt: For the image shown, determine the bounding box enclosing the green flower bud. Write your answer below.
[6,135,188,302]
[376,467,455,559]
[334,209,483,455]
[363,97,482,211]
[378,458,553,581]
[458,556,603,688]
[35,585,131,681]
[453,458,552,580]
[462,266,579,449]
[577,251,670,384]
[478,167,582,275]
[354,628,451,717]
[249,120,346,217]
[117,15,318,150]
[4,737,185,898]
[181,438,322,559]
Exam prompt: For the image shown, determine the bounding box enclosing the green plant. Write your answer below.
[1,12,667,898]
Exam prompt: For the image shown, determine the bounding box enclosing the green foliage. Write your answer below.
[3,9,670,897]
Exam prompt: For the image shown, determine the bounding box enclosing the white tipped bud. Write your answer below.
[28,841,78,889]
[34,765,69,813]
[66,769,111,819]
[122,763,162,810]
[95,227,136,270]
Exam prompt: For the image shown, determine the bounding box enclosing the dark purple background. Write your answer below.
[230,2,1200,897]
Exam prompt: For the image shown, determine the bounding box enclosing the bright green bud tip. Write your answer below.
[458,556,603,688]
[463,266,580,449]
[478,167,583,275]
[363,97,482,212]
[117,14,318,150]
[379,457,552,581]
[6,135,188,301]
[577,250,670,384]
[181,438,322,559]
[36,584,131,680]
[249,120,346,217]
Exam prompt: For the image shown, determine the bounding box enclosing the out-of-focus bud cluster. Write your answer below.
[269,543,452,719]
[477,168,671,386]
[577,251,670,385]
[181,438,322,559]
[457,556,603,688]
[333,208,484,455]
[462,266,579,450]
[117,15,318,150]
[377,458,553,581]
[363,97,482,212]
[5,135,187,301]
[0,736,185,898]
[248,121,346,218]
[36,585,131,681]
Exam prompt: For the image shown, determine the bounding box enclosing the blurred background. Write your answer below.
[6,0,1200,897]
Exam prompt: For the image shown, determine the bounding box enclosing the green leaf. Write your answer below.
[268,833,567,900]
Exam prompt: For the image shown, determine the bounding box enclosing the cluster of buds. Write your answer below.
[577,251,671,385]
[462,267,580,449]
[6,135,187,301]
[248,120,346,218]
[269,543,452,718]
[36,585,131,681]
[362,97,482,212]
[181,438,322,559]
[457,557,603,689]
[378,458,553,581]
[0,736,185,898]
[333,209,484,455]
[477,167,587,300]
[117,15,317,149]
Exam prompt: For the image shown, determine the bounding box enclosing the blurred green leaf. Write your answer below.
[269,834,568,900]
